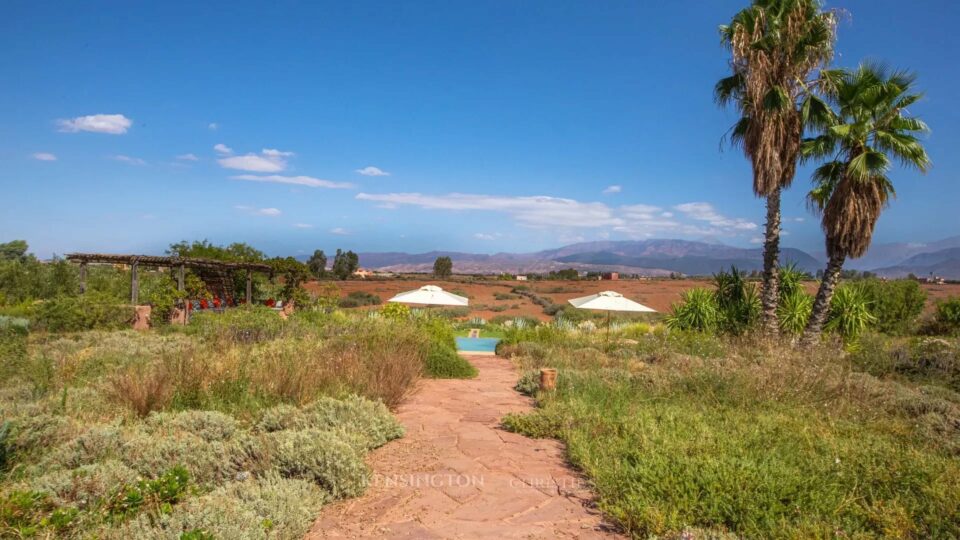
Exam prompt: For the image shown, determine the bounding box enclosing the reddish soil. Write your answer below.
[304,278,960,320]
[306,355,620,539]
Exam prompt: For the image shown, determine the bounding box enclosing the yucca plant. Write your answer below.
[666,288,720,332]
[824,284,876,343]
[777,289,814,336]
[777,262,809,301]
[713,266,761,335]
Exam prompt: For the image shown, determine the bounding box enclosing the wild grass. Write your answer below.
[502,329,960,538]
[0,309,432,538]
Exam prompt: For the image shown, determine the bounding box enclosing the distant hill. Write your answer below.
[358,239,822,276]
[872,247,960,279]
[845,235,960,270]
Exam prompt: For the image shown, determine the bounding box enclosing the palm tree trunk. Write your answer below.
[760,187,782,335]
[801,252,845,346]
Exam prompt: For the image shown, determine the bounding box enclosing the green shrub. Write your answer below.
[713,267,760,335]
[934,297,960,335]
[115,473,328,540]
[145,410,238,442]
[380,302,410,320]
[337,291,381,308]
[424,345,477,378]
[514,370,540,396]
[777,290,813,336]
[266,429,368,499]
[33,294,134,332]
[256,397,404,451]
[0,316,29,374]
[187,305,283,343]
[665,288,719,332]
[857,278,926,335]
[28,460,140,508]
[826,284,877,344]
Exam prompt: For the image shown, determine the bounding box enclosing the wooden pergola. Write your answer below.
[65,253,273,305]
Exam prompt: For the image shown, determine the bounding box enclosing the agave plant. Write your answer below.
[777,289,814,336]
[666,288,720,332]
[824,284,876,343]
[713,266,761,335]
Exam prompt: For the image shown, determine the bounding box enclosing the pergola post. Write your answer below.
[79,262,87,294]
[246,269,253,304]
[130,259,139,305]
[177,264,185,291]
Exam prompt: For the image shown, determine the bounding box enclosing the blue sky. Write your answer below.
[2,0,958,259]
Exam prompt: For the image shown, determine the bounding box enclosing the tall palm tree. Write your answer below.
[716,0,836,335]
[801,63,931,344]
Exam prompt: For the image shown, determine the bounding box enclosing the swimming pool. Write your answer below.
[455,337,500,353]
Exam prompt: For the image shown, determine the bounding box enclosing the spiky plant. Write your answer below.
[713,266,761,335]
[777,290,814,336]
[666,288,720,332]
[716,0,837,335]
[801,63,931,344]
[824,284,876,344]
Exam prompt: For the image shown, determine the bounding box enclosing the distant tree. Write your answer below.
[433,256,453,278]
[332,249,359,280]
[307,250,327,278]
[268,257,311,302]
[0,240,29,261]
[167,240,265,262]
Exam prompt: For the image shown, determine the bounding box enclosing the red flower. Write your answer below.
[199,299,208,309]
[213,298,221,308]
[265,298,275,307]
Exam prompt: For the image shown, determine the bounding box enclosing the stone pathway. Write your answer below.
[306,355,621,539]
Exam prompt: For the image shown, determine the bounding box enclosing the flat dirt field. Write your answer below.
[305,278,960,320]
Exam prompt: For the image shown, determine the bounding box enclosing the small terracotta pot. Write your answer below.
[539,368,558,391]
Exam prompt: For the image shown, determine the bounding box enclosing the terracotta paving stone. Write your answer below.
[305,355,622,539]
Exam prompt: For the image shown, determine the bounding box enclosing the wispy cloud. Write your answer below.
[330,227,349,235]
[208,122,218,131]
[234,205,281,217]
[473,233,500,240]
[176,153,199,161]
[294,223,313,229]
[357,191,760,240]
[674,202,757,231]
[31,152,57,161]
[111,155,146,165]
[217,148,295,173]
[602,185,622,194]
[356,166,390,177]
[231,174,355,189]
[213,143,233,155]
[57,114,132,134]
[356,193,623,228]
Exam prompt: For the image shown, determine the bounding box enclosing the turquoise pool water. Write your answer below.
[455,337,500,353]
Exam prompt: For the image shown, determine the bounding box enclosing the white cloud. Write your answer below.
[31,152,57,161]
[57,114,132,134]
[219,154,285,172]
[176,153,199,161]
[214,143,233,155]
[356,166,390,177]
[330,227,349,235]
[749,236,764,244]
[473,233,501,240]
[234,205,281,217]
[231,174,355,189]
[294,223,313,229]
[602,185,622,194]
[217,148,295,173]
[674,202,757,231]
[357,191,762,241]
[208,122,218,131]
[355,192,623,228]
[111,155,146,165]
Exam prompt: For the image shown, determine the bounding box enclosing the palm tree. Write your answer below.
[716,0,836,335]
[800,63,931,344]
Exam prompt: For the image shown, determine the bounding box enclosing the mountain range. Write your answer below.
[356,236,960,278]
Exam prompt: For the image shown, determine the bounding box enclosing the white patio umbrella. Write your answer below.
[388,285,469,306]
[568,290,655,337]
